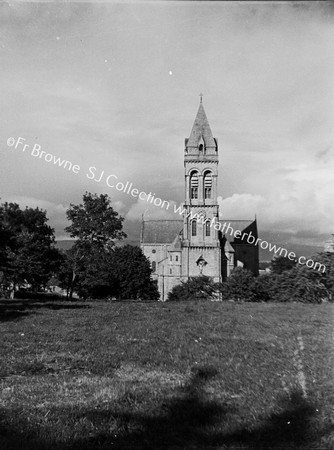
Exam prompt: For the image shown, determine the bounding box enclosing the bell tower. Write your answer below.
[182,98,221,281]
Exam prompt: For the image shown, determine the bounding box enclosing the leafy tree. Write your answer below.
[0,202,62,295]
[168,276,218,301]
[111,245,159,300]
[271,255,297,274]
[0,206,10,284]
[63,195,158,300]
[62,193,127,299]
[312,252,334,301]
[57,244,83,299]
[65,192,126,250]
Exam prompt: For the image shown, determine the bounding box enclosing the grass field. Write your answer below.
[0,299,334,449]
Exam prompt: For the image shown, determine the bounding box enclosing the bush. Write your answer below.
[221,265,330,304]
[167,262,331,304]
[253,274,276,302]
[252,265,330,304]
[270,266,329,303]
[219,268,258,302]
[167,276,219,301]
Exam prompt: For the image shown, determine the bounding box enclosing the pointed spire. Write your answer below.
[187,100,216,149]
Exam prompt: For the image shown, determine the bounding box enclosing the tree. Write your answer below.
[59,244,159,300]
[0,202,62,295]
[312,251,334,301]
[111,245,159,300]
[271,255,297,274]
[59,241,119,300]
[57,244,84,299]
[62,193,127,299]
[65,192,126,250]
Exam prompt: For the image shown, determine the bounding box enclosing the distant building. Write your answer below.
[141,101,259,300]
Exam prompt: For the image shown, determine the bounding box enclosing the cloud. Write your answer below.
[126,197,179,222]
[218,194,264,221]
[1,2,333,249]
[219,146,334,238]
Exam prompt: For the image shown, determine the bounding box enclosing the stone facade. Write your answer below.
[141,102,259,300]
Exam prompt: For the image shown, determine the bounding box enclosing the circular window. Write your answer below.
[152,249,156,254]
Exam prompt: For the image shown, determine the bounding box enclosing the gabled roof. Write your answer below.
[219,220,257,242]
[141,220,183,244]
[187,103,216,148]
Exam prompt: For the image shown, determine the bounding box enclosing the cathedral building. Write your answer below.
[141,100,259,300]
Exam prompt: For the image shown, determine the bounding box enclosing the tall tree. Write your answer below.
[65,192,126,250]
[63,193,126,299]
[0,202,62,295]
[57,245,83,299]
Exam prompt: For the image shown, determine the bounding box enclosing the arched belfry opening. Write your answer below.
[203,170,212,200]
[190,171,199,199]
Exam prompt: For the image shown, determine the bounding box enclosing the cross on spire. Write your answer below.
[199,93,203,104]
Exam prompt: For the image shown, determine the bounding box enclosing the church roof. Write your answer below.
[141,220,183,244]
[142,219,256,244]
[187,103,216,148]
[219,219,257,242]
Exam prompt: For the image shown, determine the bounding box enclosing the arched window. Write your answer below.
[190,172,199,199]
[205,221,210,237]
[203,171,212,199]
[191,220,197,236]
[152,261,156,272]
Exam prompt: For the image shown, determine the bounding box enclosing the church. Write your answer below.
[140,100,259,300]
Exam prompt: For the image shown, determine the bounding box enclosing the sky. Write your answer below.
[1,1,334,258]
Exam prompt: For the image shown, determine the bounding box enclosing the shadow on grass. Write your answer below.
[0,366,332,450]
[0,299,90,322]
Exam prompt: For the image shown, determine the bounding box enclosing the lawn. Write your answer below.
[0,299,334,449]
